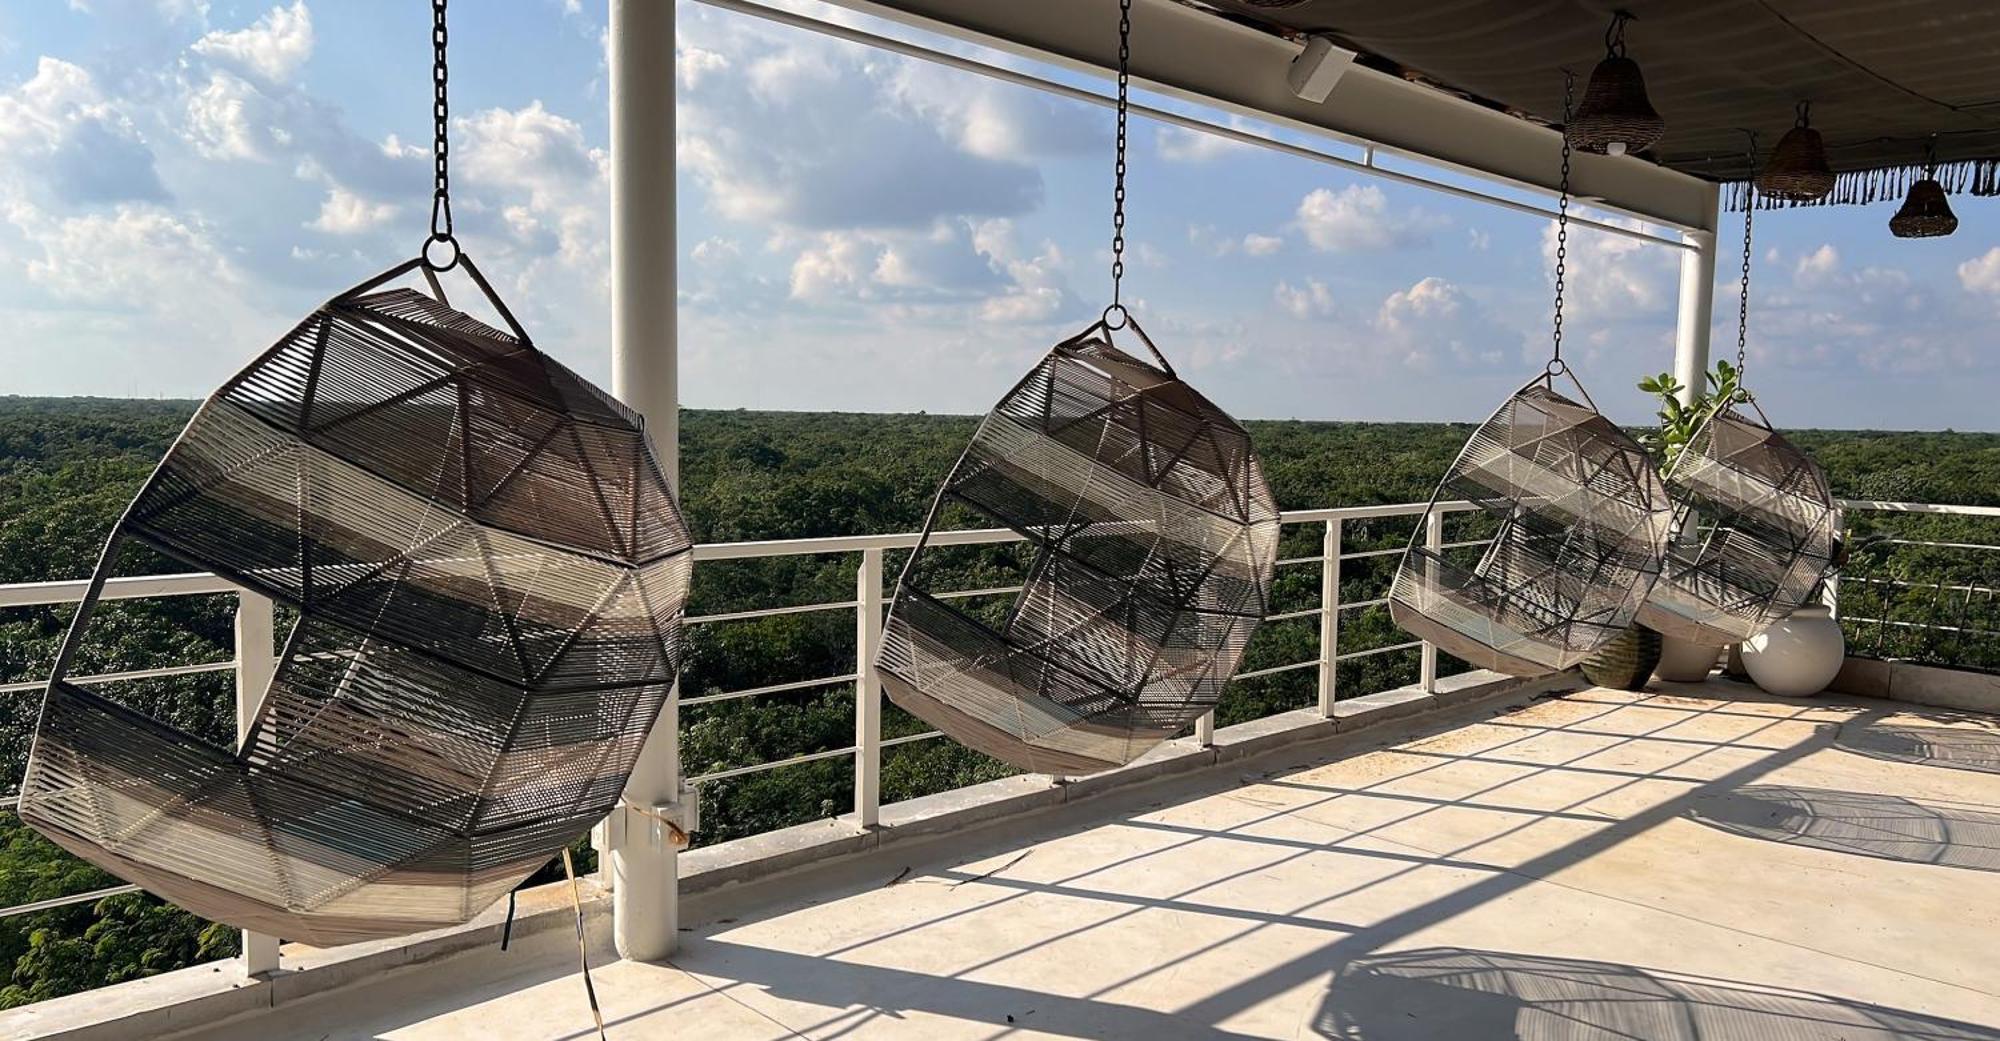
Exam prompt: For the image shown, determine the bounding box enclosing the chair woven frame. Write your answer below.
[19,255,693,946]
[1391,379,1674,678]
[1637,405,1841,646]
[877,319,1280,776]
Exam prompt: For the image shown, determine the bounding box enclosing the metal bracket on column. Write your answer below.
[603,786,700,849]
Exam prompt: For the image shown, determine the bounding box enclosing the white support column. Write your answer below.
[609,0,681,964]
[1420,513,1442,693]
[1671,184,1722,407]
[234,592,280,977]
[1317,519,1341,717]
[853,549,883,827]
[1193,710,1215,747]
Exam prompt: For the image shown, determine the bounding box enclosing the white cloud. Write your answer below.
[1539,216,1676,319]
[1156,124,1244,163]
[0,57,166,204]
[1294,185,1433,252]
[1374,276,1506,370]
[1794,243,1839,282]
[1242,233,1282,257]
[691,237,741,265]
[1959,248,2000,296]
[182,71,268,160]
[678,46,730,90]
[6,202,237,303]
[191,1,314,84]
[1273,278,1334,319]
[1467,228,1491,251]
[306,186,395,234]
[455,101,607,266]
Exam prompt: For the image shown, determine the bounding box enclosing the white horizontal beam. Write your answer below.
[698,0,1695,246]
[815,0,1718,232]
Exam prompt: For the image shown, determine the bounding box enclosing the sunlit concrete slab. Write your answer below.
[180,679,2000,1040]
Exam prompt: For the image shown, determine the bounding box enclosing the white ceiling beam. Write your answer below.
[818,0,1719,233]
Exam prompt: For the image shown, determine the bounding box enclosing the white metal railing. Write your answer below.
[0,498,1475,962]
[11,496,1991,980]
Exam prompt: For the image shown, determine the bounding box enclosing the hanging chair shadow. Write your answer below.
[876,318,1281,776]
[1391,378,1673,677]
[1638,403,1841,645]
[18,254,694,946]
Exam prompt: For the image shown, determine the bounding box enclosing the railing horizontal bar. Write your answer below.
[1,885,142,919]
[1847,576,1998,595]
[1336,640,1425,661]
[1275,555,1325,567]
[879,730,945,749]
[1841,499,2000,518]
[1266,607,1324,622]
[0,572,236,609]
[1338,597,1391,612]
[1339,546,1406,561]
[1871,539,2000,552]
[1233,659,1318,681]
[682,673,860,707]
[934,585,1024,601]
[689,744,858,784]
[685,599,859,626]
[1843,617,2000,638]
[0,659,236,696]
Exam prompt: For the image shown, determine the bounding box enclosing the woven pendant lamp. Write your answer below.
[1891,142,1958,238]
[1757,102,1835,202]
[1891,178,1959,237]
[1569,12,1664,157]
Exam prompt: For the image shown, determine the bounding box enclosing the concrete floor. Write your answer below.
[190,679,2000,1040]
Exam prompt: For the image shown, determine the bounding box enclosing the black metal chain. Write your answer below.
[1737,131,1757,376]
[426,0,458,269]
[1104,0,1132,329]
[1604,10,1631,58]
[1549,69,1574,375]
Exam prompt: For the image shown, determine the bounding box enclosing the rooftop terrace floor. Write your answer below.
[185,678,2000,1040]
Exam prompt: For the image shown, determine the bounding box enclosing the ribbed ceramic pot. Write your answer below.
[1580,624,1664,691]
[1656,635,1722,683]
[1742,604,1845,697]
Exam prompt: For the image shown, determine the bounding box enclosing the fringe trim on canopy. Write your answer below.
[1726,157,2000,210]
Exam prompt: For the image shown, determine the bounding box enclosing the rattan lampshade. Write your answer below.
[1391,381,1674,677]
[1756,106,1836,202]
[19,255,694,945]
[878,318,1280,775]
[1638,406,1840,646]
[1570,55,1665,156]
[1889,177,1959,237]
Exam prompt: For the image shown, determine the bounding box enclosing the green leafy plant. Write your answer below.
[1636,359,1750,469]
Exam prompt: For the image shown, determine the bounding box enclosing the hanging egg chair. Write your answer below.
[1637,405,1840,644]
[878,317,1280,775]
[1638,182,1842,645]
[18,3,692,946]
[1389,70,1673,678]
[19,253,694,945]
[877,0,1278,776]
[1390,376,1673,677]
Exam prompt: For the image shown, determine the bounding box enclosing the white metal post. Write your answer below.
[608,0,681,964]
[1420,513,1441,693]
[1317,519,1341,716]
[1194,710,1215,747]
[1671,187,1722,407]
[854,549,883,826]
[234,592,280,976]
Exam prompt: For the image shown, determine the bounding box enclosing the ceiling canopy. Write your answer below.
[1194,1,2000,205]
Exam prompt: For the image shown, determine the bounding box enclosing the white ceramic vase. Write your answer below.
[1741,604,1845,697]
[1654,634,1722,683]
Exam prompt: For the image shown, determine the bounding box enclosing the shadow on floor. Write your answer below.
[1838,719,2000,774]
[1688,784,2000,871]
[1312,947,2000,1040]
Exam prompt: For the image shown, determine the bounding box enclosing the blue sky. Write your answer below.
[2,1,1997,429]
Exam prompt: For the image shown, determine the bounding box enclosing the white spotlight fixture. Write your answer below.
[1287,34,1355,104]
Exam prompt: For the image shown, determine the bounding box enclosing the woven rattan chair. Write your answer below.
[1391,380,1674,677]
[1637,405,1840,645]
[20,255,693,945]
[877,318,1280,775]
